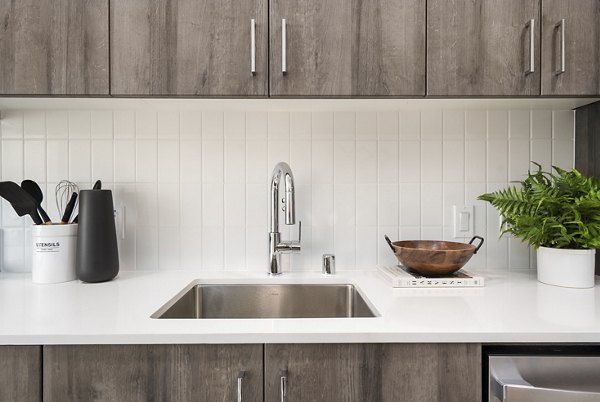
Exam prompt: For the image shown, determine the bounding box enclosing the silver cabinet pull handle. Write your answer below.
[526,19,535,74]
[281,19,287,74]
[237,371,245,402]
[556,18,566,75]
[280,369,288,402]
[250,19,256,75]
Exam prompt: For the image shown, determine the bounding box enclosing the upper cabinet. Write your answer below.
[110,0,268,96]
[0,0,109,95]
[541,0,600,96]
[427,0,540,96]
[269,0,425,96]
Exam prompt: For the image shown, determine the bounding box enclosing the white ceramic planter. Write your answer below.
[537,246,596,289]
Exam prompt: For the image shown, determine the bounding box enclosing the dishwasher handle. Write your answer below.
[490,357,600,402]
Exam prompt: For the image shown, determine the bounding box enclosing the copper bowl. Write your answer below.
[384,235,484,276]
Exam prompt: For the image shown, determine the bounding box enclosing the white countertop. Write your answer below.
[1,269,599,344]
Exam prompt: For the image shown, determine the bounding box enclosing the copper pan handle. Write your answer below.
[468,236,484,254]
[384,235,396,252]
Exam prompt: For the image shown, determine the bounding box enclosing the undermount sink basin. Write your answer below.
[152,282,378,319]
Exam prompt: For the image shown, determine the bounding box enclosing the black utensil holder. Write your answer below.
[76,189,119,283]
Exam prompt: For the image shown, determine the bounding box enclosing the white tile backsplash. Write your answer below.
[0,106,575,273]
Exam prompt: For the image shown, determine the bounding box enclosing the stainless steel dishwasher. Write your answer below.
[489,355,600,401]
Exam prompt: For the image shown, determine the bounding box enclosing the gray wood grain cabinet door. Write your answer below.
[269,0,425,96]
[0,346,41,402]
[427,0,540,96]
[265,343,481,402]
[43,344,263,402]
[111,0,268,96]
[541,0,600,96]
[0,0,109,95]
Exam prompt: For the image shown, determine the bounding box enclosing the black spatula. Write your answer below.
[21,180,52,224]
[0,181,43,224]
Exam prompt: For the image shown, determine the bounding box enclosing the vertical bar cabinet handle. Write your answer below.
[250,19,256,75]
[526,19,535,74]
[237,371,245,402]
[282,19,287,74]
[280,369,288,402]
[557,18,566,74]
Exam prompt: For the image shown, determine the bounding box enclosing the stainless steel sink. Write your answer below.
[152,282,378,319]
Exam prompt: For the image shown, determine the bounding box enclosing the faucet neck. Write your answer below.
[270,162,295,233]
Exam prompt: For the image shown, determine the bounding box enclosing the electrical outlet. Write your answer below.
[453,205,474,238]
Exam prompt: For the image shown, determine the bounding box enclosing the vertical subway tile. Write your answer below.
[442,182,465,227]
[311,141,333,183]
[245,140,267,184]
[377,185,399,226]
[68,111,91,138]
[443,110,465,140]
[487,111,508,140]
[355,226,377,267]
[136,227,158,270]
[136,110,158,139]
[465,141,486,182]
[136,140,158,182]
[487,140,508,182]
[268,112,290,140]
[267,140,290,174]
[24,141,46,183]
[91,140,114,183]
[334,112,356,141]
[46,140,68,182]
[400,183,420,226]
[553,110,575,141]
[135,183,158,226]
[333,141,355,184]
[400,111,420,140]
[2,140,23,180]
[1,111,24,138]
[157,111,180,139]
[420,141,443,182]
[202,111,224,140]
[180,183,202,227]
[225,140,246,183]
[531,139,552,171]
[113,110,135,139]
[509,110,530,139]
[23,111,45,139]
[158,182,180,227]
[509,139,530,181]
[311,112,334,140]
[91,111,113,139]
[377,141,398,183]
[552,140,574,170]
[356,141,377,183]
[202,140,224,182]
[399,141,421,182]
[246,112,267,140]
[158,140,180,183]
[180,227,202,269]
[180,111,202,139]
[46,111,68,139]
[290,112,311,140]
[290,140,311,183]
[356,184,377,226]
[159,227,180,269]
[356,112,377,140]
[68,140,91,183]
[531,110,552,139]
[421,183,443,226]
[377,111,399,141]
[443,141,464,182]
[465,110,486,140]
[180,140,202,183]
[114,140,136,182]
[224,111,245,140]
[421,110,442,139]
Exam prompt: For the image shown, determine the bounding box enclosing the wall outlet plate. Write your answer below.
[453,205,474,238]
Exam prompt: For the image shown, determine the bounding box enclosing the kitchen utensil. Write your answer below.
[21,180,52,224]
[384,235,484,276]
[61,192,78,224]
[55,180,79,221]
[72,180,101,223]
[0,181,43,224]
[76,189,119,283]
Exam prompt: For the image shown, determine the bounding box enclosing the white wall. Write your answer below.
[0,104,575,272]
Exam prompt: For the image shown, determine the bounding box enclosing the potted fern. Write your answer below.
[478,163,600,288]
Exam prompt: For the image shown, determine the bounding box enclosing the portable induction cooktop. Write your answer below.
[377,265,485,288]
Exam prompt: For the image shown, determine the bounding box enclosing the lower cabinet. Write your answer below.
[265,344,481,402]
[43,344,263,402]
[40,343,481,401]
[0,346,41,402]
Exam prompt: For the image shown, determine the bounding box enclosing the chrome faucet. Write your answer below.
[269,162,301,275]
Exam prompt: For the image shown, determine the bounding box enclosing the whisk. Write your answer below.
[55,180,79,220]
